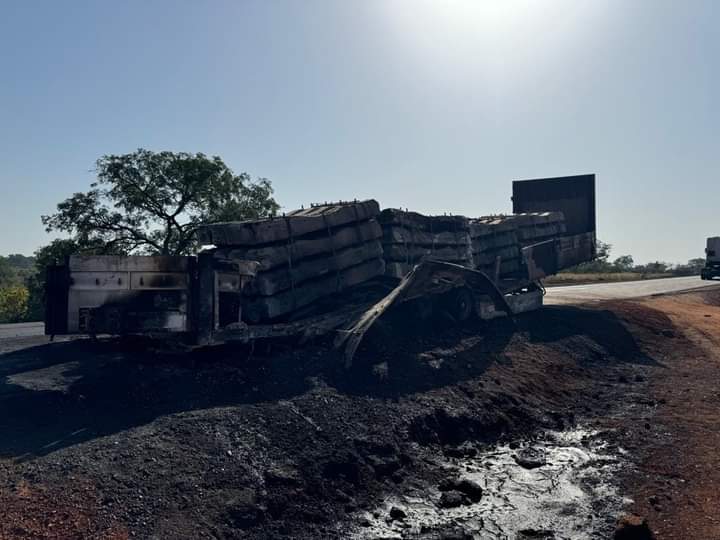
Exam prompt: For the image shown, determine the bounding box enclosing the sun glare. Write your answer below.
[377,0,609,91]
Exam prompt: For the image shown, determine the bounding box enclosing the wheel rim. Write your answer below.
[451,288,473,321]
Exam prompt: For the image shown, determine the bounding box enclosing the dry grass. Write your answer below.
[544,272,675,286]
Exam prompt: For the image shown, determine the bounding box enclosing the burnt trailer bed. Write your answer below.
[43,237,589,365]
[44,175,597,364]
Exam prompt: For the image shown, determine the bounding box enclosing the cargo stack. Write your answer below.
[469,217,522,278]
[198,200,385,323]
[470,211,567,278]
[509,211,567,246]
[378,209,473,279]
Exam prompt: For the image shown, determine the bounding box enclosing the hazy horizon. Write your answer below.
[1,1,717,264]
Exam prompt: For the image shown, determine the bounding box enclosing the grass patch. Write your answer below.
[544,272,676,287]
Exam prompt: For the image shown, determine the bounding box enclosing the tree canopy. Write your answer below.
[0,254,35,289]
[42,149,279,256]
[0,286,29,323]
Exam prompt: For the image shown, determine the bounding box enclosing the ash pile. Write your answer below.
[198,200,385,323]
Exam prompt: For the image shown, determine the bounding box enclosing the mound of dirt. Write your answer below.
[0,291,709,538]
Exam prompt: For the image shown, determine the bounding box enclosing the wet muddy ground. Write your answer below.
[348,427,626,539]
[0,287,718,539]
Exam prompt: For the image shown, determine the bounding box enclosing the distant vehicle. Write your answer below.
[700,237,720,280]
[44,175,596,364]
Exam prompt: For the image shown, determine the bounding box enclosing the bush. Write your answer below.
[0,285,30,323]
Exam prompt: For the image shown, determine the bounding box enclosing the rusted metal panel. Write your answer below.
[512,174,596,235]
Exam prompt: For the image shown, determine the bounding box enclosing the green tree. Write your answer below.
[0,285,29,323]
[640,261,669,274]
[24,239,114,322]
[0,258,13,288]
[42,149,279,256]
[0,255,35,289]
[612,255,634,272]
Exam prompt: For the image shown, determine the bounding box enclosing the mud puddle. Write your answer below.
[348,427,628,539]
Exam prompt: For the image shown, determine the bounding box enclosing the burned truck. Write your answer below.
[44,174,596,363]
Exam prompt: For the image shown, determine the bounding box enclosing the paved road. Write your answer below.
[0,322,44,339]
[546,276,720,304]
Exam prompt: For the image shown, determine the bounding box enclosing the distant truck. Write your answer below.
[44,175,597,364]
[701,237,720,280]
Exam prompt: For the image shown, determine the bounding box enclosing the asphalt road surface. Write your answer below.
[0,322,44,339]
[0,277,718,339]
[545,275,720,304]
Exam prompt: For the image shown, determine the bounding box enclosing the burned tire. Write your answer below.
[441,287,474,322]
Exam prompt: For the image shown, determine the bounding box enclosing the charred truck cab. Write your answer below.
[45,175,597,363]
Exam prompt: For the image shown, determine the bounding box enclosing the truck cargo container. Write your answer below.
[701,237,720,280]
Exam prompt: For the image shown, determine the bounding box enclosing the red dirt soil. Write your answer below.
[618,289,720,539]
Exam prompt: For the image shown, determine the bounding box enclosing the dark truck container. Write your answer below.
[701,237,720,280]
[45,175,596,363]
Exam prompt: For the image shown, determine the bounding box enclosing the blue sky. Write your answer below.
[0,0,717,263]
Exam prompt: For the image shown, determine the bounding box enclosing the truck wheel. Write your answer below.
[442,287,474,322]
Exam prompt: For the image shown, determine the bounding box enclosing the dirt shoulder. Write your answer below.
[0,287,718,538]
[613,288,720,539]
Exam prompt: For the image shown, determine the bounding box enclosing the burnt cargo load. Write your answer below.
[378,209,473,279]
[379,209,567,281]
[470,211,566,278]
[197,200,385,323]
[44,174,597,350]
